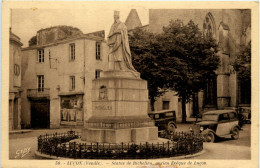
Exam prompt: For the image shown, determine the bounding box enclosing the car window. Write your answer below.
[160,114,165,118]
[229,112,236,119]
[202,114,218,121]
[219,113,229,121]
[165,112,173,117]
[155,114,159,119]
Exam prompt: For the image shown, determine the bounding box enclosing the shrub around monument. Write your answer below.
[37,131,203,159]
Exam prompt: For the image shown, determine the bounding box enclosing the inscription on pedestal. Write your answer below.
[93,101,114,116]
[95,105,112,110]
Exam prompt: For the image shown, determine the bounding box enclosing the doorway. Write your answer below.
[31,100,50,128]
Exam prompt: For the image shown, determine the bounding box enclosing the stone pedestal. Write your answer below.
[82,70,158,143]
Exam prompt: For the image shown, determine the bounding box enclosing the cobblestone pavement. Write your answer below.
[9,124,251,160]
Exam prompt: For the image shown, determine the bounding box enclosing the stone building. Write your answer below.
[126,9,251,120]
[21,26,108,128]
[9,30,23,130]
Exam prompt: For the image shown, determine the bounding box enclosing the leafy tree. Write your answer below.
[129,28,167,111]
[29,36,37,46]
[158,20,219,122]
[233,41,251,82]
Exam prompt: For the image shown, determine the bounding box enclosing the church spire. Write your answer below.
[125,9,142,30]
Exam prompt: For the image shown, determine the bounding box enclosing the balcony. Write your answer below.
[27,88,50,99]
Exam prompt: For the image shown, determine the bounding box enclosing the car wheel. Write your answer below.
[205,132,215,143]
[159,130,167,138]
[231,127,239,140]
[167,121,176,134]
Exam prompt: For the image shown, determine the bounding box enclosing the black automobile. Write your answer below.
[148,110,177,135]
[238,107,251,124]
[190,110,240,143]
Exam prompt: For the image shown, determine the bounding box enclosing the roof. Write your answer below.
[22,34,104,51]
[10,31,23,46]
[128,24,149,32]
[204,110,235,115]
[125,9,142,30]
[85,30,105,38]
[148,109,175,114]
[37,25,83,34]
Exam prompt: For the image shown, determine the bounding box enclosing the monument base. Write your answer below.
[81,126,158,143]
[82,116,158,143]
[83,69,158,143]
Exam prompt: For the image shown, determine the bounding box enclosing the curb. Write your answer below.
[169,149,206,159]
[9,130,32,134]
[35,149,206,160]
[35,151,68,160]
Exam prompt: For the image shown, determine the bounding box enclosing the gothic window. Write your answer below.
[203,13,216,38]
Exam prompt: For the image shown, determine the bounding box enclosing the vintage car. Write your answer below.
[238,107,251,124]
[148,110,177,135]
[190,110,240,143]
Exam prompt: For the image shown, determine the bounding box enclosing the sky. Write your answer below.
[11,7,149,47]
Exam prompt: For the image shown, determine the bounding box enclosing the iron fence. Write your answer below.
[37,131,203,159]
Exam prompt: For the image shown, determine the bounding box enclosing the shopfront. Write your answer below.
[60,94,84,126]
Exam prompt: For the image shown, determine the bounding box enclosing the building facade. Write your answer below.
[150,9,251,118]
[21,26,108,128]
[126,9,251,120]
[9,30,23,130]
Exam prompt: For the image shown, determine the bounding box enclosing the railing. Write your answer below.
[37,131,203,159]
[27,88,50,98]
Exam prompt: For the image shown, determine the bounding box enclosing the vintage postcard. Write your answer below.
[1,1,259,168]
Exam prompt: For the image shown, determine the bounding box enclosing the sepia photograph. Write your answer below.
[2,1,259,168]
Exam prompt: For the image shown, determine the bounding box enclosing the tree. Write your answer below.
[29,36,37,46]
[129,28,167,111]
[233,41,251,82]
[159,20,219,122]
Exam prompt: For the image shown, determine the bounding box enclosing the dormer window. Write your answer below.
[38,49,44,63]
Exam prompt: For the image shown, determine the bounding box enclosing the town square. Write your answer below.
[2,1,258,168]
